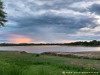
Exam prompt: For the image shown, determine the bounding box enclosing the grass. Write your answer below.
[0,51,100,75]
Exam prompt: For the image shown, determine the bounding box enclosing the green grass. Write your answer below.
[0,51,100,75]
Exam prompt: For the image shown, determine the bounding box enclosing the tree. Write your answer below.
[0,0,7,26]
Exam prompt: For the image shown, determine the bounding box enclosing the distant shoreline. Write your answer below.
[0,44,100,47]
[0,40,100,47]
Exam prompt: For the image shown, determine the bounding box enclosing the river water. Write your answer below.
[0,46,100,53]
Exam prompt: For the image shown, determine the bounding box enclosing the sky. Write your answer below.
[0,0,100,43]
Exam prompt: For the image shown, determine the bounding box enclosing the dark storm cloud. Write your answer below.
[89,3,100,15]
[9,13,97,35]
[1,0,100,43]
[38,0,84,10]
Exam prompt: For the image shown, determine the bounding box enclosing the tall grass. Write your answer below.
[0,51,100,75]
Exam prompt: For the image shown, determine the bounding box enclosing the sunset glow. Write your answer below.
[8,34,32,43]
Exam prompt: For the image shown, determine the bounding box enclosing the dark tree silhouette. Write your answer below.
[0,0,7,26]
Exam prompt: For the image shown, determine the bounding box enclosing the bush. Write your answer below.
[35,54,40,57]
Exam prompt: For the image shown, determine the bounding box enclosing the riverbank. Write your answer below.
[42,51,100,60]
[0,51,100,75]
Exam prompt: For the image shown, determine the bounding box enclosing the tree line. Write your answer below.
[66,40,100,46]
[0,40,100,46]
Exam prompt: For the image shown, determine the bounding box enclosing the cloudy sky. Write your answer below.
[0,0,100,43]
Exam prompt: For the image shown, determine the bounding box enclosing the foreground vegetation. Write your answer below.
[0,51,100,75]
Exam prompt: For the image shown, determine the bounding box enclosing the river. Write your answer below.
[0,46,100,53]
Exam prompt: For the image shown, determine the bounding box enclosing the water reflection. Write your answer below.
[0,46,100,53]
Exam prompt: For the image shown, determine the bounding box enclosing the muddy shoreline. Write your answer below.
[41,51,100,60]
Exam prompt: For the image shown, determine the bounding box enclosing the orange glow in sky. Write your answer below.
[8,34,32,43]
[60,40,76,43]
